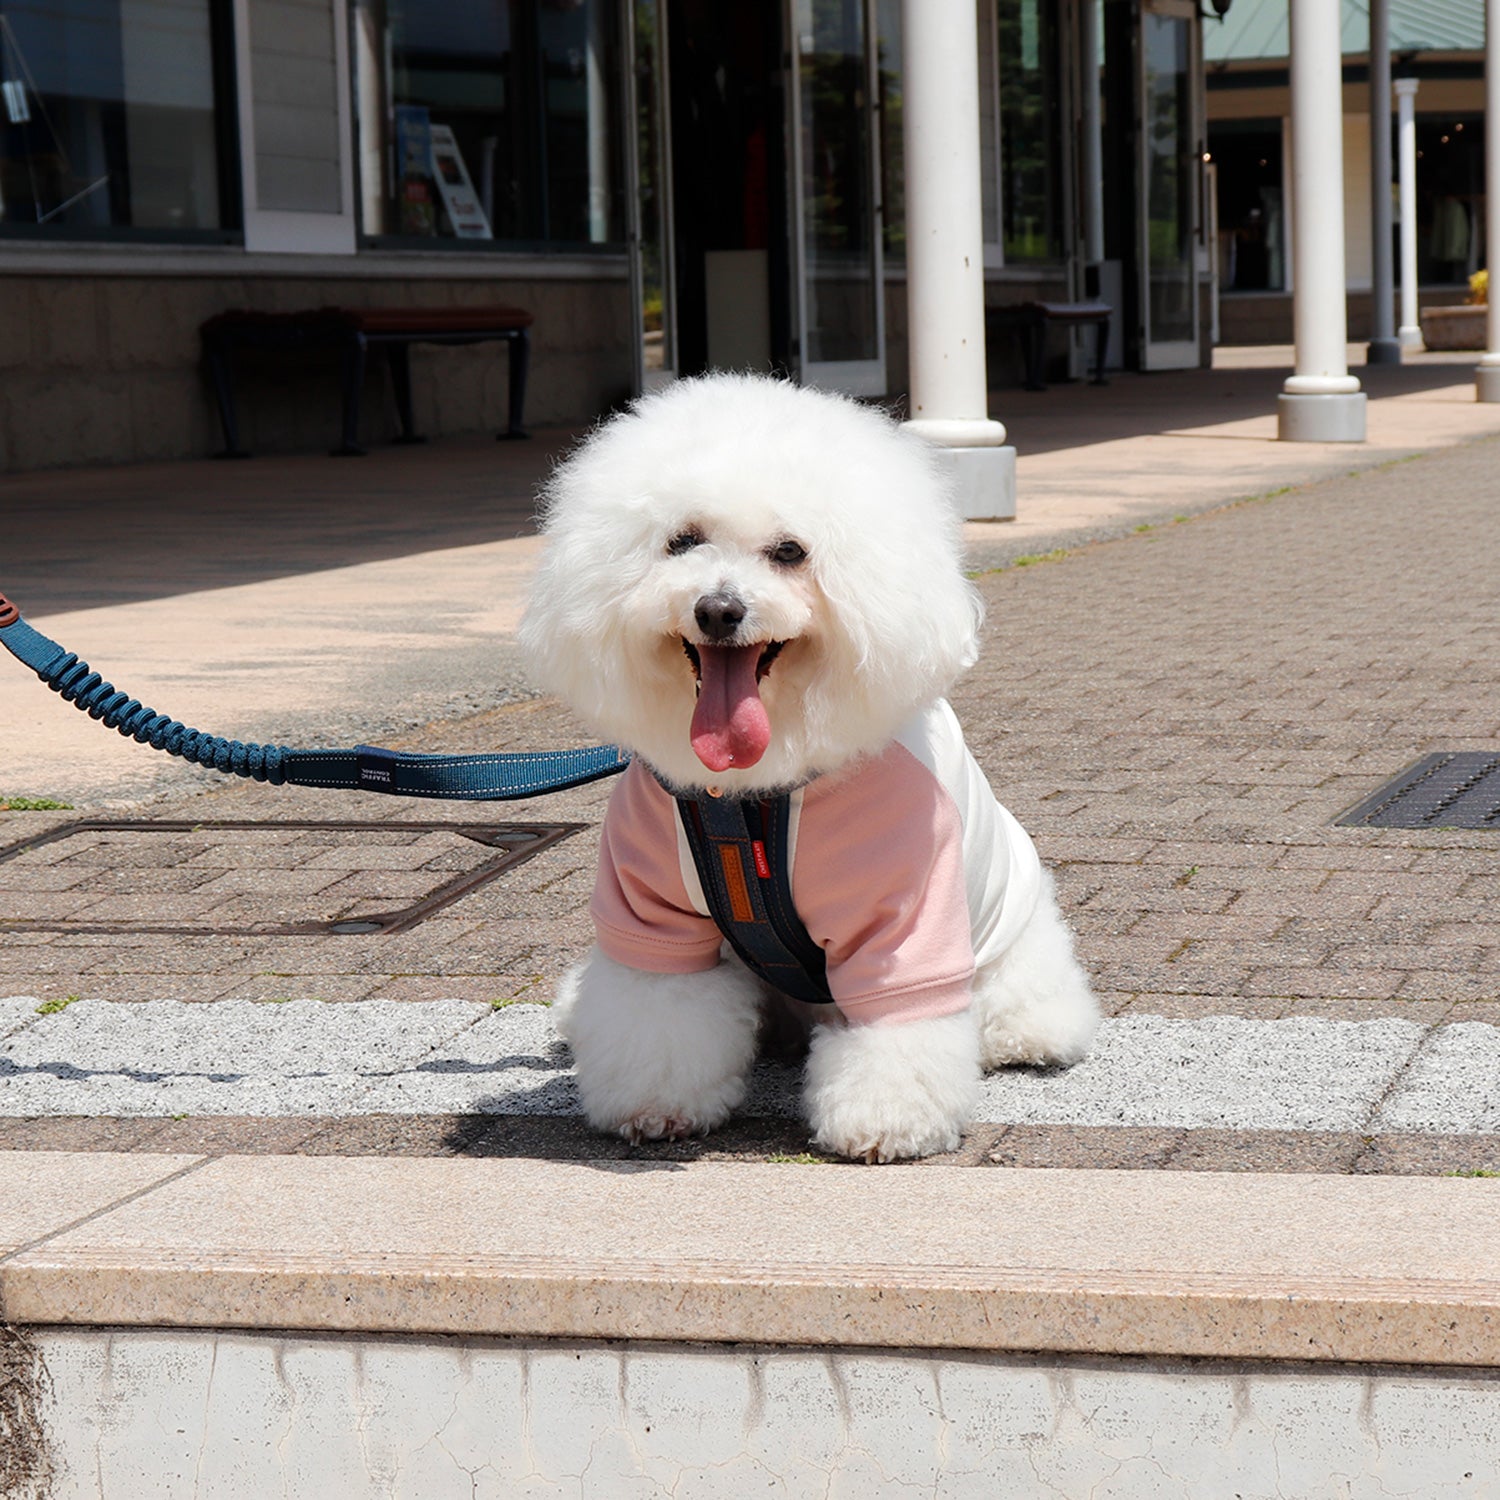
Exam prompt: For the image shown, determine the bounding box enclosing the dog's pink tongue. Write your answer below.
[691,644,770,772]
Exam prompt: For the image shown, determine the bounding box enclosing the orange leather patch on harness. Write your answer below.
[718,843,755,924]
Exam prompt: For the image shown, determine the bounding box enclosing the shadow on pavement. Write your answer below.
[1002,355,1479,458]
[0,429,580,616]
[0,352,1482,615]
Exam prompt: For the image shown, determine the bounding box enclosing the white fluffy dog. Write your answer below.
[521,373,1098,1161]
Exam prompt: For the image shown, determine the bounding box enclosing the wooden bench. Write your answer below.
[987,300,1112,391]
[200,305,533,457]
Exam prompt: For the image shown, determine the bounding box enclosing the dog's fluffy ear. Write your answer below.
[519,407,676,728]
[800,405,985,701]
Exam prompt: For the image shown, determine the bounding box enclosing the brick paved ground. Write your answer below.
[968,440,1500,1028]
[2,434,1498,1167]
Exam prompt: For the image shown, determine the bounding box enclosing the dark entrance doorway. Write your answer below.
[667,0,791,377]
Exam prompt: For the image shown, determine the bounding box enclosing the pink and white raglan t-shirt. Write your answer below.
[590,700,1042,1026]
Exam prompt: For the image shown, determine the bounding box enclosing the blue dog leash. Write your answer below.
[0,593,627,802]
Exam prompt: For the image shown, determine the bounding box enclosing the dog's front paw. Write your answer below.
[804,1012,979,1163]
[811,1104,962,1164]
[559,948,763,1147]
[620,1110,713,1145]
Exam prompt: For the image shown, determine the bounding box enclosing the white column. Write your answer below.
[900,0,1015,520]
[1367,0,1400,363]
[1478,0,1500,399]
[1395,77,1422,348]
[1278,0,1366,442]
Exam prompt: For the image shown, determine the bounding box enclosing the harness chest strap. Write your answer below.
[671,785,833,1006]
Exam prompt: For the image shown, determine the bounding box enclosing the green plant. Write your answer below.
[0,797,73,811]
[1469,268,1488,305]
[35,995,80,1016]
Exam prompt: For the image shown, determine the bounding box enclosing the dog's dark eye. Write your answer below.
[666,529,703,556]
[769,539,808,567]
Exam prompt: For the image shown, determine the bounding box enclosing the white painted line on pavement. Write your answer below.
[1372,1022,1500,1133]
[355,1003,579,1116]
[0,996,43,1041]
[973,1015,1428,1132]
[0,997,483,1117]
[0,1002,1493,1134]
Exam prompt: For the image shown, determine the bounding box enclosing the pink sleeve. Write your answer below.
[590,762,724,974]
[794,745,975,1025]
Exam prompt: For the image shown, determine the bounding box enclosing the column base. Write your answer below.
[1476,365,1500,403]
[1366,337,1402,366]
[1277,391,1367,443]
[938,444,1017,521]
[1398,326,1423,350]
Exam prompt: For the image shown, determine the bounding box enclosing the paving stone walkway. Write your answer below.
[2,423,1498,1172]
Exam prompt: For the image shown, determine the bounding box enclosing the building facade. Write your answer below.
[1207,0,1487,344]
[0,0,1215,471]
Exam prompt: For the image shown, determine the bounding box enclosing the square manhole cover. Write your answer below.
[1337,753,1500,830]
[0,820,581,936]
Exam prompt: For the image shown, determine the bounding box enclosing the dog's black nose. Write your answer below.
[694,591,746,642]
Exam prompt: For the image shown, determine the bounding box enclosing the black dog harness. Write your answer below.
[670,785,833,1005]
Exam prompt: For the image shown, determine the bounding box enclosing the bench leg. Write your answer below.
[388,344,426,444]
[499,328,531,440]
[334,332,369,456]
[1091,317,1110,386]
[1021,314,1047,392]
[205,339,251,459]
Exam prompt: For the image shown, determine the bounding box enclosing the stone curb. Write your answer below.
[3,1154,1499,1368]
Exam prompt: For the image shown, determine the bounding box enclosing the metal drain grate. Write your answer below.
[1337,753,1500,829]
[0,819,582,936]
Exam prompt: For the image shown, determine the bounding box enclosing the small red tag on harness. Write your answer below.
[751,840,771,879]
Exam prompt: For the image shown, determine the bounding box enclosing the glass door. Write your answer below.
[626,0,677,393]
[788,0,885,395]
[1138,0,1199,369]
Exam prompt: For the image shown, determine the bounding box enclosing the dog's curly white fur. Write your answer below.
[522,373,1098,1161]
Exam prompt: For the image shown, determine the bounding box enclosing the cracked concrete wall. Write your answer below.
[0,1325,54,1500]
[23,1328,1500,1497]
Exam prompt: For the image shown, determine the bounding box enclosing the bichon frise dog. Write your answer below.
[521,373,1098,1161]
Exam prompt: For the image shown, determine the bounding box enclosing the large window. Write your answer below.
[874,0,902,262]
[352,0,626,249]
[0,0,236,239]
[1415,113,1485,287]
[994,0,1061,263]
[1209,120,1285,291]
[879,0,1063,268]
